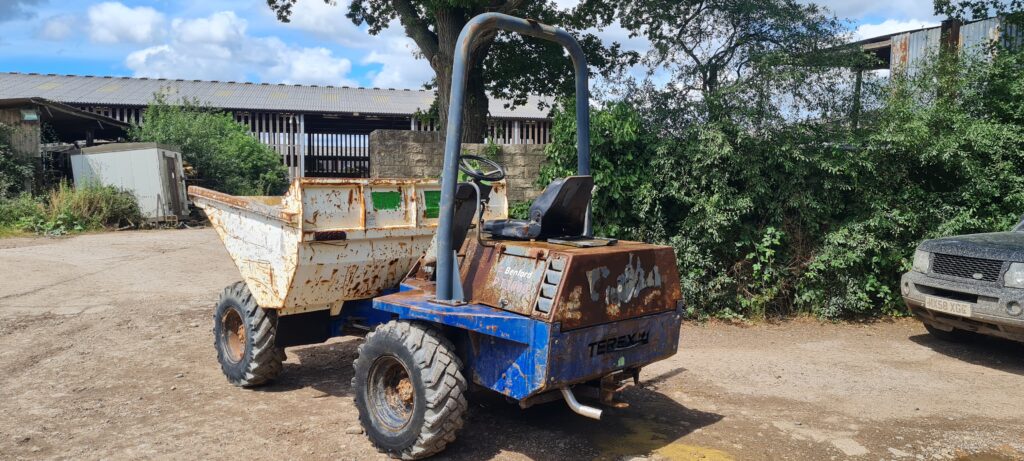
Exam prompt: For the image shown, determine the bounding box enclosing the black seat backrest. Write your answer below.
[530,176,593,238]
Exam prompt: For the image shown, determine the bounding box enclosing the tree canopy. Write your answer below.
[267,0,632,141]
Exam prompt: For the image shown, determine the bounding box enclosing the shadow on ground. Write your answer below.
[910,333,1024,376]
[253,340,721,459]
[442,384,723,461]
[256,338,361,397]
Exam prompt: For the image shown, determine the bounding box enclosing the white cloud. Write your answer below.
[284,7,434,89]
[172,11,246,44]
[264,44,355,85]
[809,0,938,22]
[854,19,939,40]
[87,2,165,44]
[37,14,76,41]
[361,25,433,89]
[283,0,367,47]
[125,10,357,87]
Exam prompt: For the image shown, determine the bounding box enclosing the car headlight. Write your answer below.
[912,250,930,273]
[1004,262,1024,288]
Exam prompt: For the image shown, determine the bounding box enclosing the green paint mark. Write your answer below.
[424,190,441,218]
[371,191,402,211]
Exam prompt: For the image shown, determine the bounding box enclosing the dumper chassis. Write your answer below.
[189,13,684,459]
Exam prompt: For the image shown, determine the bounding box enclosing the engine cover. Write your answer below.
[459,239,682,330]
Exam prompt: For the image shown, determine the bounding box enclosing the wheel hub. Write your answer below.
[369,356,415,432]
[222,309,246,363]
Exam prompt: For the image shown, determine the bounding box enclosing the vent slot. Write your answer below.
[535,257,564,314]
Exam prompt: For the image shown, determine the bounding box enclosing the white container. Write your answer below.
[72,142,188,221]
[189,178,509,314]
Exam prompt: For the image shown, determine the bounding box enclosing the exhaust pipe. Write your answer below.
[560,387,602,420]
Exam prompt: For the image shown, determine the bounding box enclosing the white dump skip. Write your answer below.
[72,142,188,221]
[189,178,508,312]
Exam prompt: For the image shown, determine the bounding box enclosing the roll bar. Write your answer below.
[434,13,591,303]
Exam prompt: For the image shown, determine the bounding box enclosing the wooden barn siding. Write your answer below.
[0,108,41,158]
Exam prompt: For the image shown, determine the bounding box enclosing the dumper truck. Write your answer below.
[189,13,684,459]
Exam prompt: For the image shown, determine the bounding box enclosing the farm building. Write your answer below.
[853,16,1023,74]
[0,72,552,179]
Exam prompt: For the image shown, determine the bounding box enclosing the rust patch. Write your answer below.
[563,285,583,321]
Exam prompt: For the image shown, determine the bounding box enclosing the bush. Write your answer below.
[541,46,1024,320]
[0,193,44,229]
[130,96,288,196]
[1,182,142,236]
[47,181,142,229]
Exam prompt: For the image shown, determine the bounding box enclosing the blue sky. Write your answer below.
[0,0,942,89]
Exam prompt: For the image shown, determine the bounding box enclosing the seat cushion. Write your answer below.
[483,219,540,240]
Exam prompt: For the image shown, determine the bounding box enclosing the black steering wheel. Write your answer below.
[458,154,506,182]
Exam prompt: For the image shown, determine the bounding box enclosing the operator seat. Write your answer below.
[483,176,593,240]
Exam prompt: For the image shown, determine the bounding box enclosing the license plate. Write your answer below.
[925,296,972,317]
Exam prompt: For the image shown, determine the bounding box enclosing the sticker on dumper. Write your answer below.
[371,191,402,211]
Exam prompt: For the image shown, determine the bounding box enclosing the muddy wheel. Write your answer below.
[213,281,285,387]
[924,323,973,342]
[352,321,467,460]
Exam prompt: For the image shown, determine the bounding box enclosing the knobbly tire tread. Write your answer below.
[352,321,468,460]
[214,281,286,387]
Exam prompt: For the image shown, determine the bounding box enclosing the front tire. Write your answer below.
[213,281,285,387]
[353,321,467,460]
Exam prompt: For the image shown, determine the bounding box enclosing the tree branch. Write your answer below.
[390,0,439,62]
[496,0,528,14]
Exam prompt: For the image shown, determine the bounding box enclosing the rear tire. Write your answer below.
[352,321,467,460]
[213,281,286,387]
[924,323,973,342]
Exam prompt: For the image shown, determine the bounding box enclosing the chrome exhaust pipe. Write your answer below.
[560,387,602,420]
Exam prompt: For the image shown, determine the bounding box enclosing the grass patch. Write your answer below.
[0,182,142,236]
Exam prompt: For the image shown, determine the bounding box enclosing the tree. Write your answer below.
[934,0,1022,20]
[579,0,850,98]
[130,97,289,196]
[267,0,629,142]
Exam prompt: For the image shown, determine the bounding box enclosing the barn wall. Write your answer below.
[0,107,41,158]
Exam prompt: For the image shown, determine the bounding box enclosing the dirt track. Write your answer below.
[1,228,1023,461]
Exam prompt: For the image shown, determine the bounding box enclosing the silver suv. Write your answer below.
[902,222,1024,343]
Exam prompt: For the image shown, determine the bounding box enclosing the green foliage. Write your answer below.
[130,96,288,196]
[0,182,142,236]
[0,123,35,198]
[0,194,44,230]
[542,46,1024,320]
[934,0,1022,20]
[508,200,531,220]
[800,49,1024,318]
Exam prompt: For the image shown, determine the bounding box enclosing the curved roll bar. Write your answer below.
[434,12,592,303]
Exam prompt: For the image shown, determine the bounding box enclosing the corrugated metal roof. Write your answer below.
[0,72,552,120]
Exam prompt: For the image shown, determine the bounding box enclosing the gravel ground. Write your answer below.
[1,228,1022,461]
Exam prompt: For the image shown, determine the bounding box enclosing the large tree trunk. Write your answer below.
[432,8,490,144]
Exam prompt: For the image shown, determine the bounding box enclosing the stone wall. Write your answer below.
[369,129,548,203]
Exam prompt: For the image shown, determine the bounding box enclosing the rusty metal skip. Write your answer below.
[191,12,683,460]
